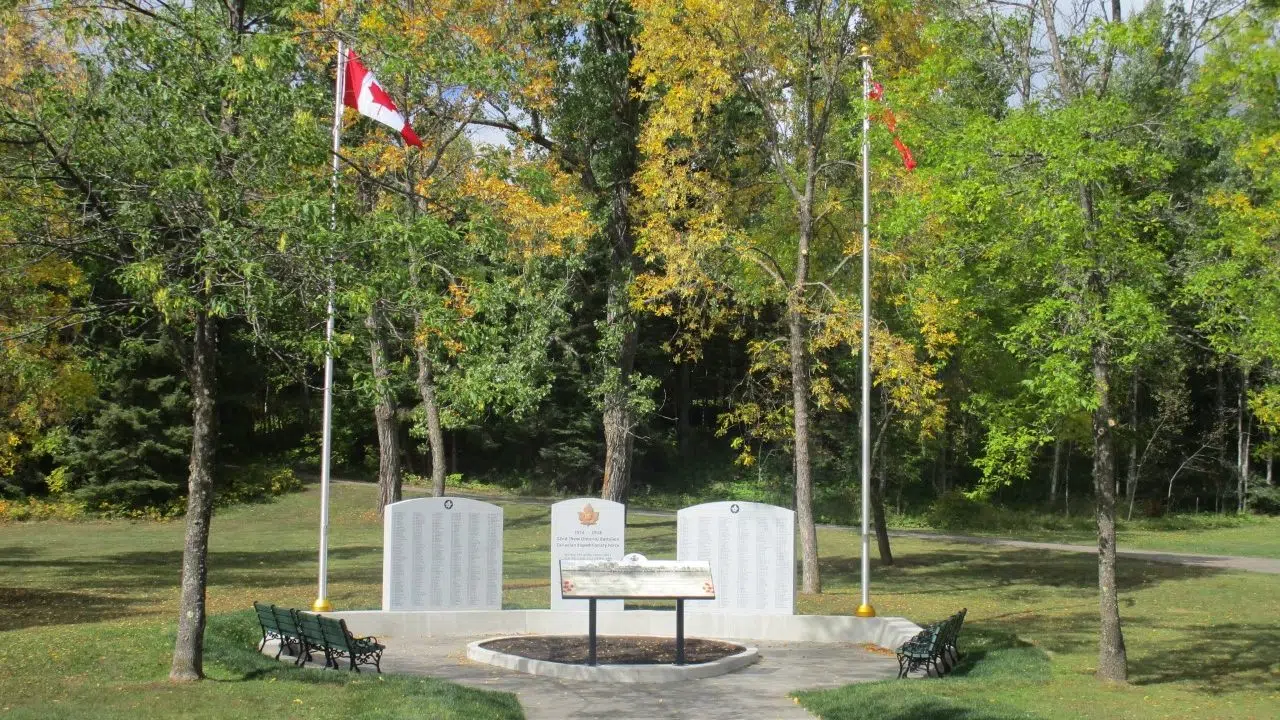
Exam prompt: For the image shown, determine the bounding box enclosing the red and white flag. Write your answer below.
[343,49,422,148]
[868,82,915,171]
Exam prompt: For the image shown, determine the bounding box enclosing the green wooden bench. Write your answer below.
[896,608,966,678]
[319,615,385,673]
[292,610,384,673]
[253,602,302,661]
[939,607,966,669]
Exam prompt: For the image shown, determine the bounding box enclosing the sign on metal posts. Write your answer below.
[559,557,715,666]
[559,560,715,599]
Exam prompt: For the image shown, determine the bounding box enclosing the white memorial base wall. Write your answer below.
[328,609,921,650]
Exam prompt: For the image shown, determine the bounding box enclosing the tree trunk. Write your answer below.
[937,425,950,494]
[599,298,637,503]
[414,339,447,496]
[1126,372,1139,521]
[677,360,691,452]
[790,305,820,593]
[872,462,893,565]
[595,13,645,504]
[368,301,402,514]
[1050,437,1062,507]
[170,310,218,682]
[1091,339,1128,683]
[1238,372,1251,512]
[1064,442,1071,518]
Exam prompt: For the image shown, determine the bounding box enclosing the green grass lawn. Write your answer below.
[984,515,1280,559]
[409,476,1280,559]
[1,480,1278,719]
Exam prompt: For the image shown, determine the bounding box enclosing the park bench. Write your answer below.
[292,610,385,673]
[318,615,385,673]
[252,602,303,662]
[896,608,966,678]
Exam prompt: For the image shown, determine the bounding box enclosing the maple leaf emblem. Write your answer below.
[578,503,599,526]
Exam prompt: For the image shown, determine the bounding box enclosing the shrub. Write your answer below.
[928,491,998,531]
[0,497,88,521]
[215,465,304,506]
[1247,483,1280,515]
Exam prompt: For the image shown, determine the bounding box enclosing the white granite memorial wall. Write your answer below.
[676,501,795,614]
[550,498,626,610]
[381,497,503,611]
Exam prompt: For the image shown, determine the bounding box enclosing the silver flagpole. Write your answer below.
[314,40,346,614]
[856,45,875,619]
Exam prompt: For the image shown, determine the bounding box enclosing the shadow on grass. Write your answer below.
[0,546,379,629]
[0,586,141,631]
[825,547,1224,596]
[793,627,1050,720]
[1129,621,1280,694]
[203,611,525,718]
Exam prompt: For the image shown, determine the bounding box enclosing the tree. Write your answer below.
[1183,2,1280,511]
[631,0,939,593]
[1,1,327,679]
[905,0,1248,683]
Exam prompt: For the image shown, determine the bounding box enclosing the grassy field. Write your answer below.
[891,512,1280,559]
[1,480,1278,719]
[416,476,1280,559]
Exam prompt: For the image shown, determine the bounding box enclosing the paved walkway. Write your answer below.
[379,638,898,720]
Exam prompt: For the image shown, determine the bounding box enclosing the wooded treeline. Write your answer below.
[2,0,1277,683]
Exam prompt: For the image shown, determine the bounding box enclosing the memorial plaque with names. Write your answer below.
[382,497,503,611]
[559,560,715,599]
[550,498,625,610]
[676,501,795,614]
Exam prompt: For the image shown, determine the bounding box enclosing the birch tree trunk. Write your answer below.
[1050,438,1062,507]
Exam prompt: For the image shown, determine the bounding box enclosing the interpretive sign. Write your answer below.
[676,501,795,614]
[550,498,625,610]
[382,497,503,611]
[559,559,715,600]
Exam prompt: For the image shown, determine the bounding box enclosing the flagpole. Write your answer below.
[855,45,876,619]
[314,40,346,614]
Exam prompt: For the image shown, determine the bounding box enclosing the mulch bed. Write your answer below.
[480,635,746,665]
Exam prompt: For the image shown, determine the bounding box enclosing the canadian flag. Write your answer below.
[868,82,915,171]
[343,49,422,148]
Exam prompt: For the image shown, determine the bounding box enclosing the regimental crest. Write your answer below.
[578,503,599,526]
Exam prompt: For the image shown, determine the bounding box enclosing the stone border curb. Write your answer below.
[466,635,760,683]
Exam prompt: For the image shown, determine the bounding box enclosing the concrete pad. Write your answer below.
[266,630,902,719]
[385,636,899,720]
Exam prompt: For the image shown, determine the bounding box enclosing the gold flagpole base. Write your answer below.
[855,603,876,618]
[312,597,333,612]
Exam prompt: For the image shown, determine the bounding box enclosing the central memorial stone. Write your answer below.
[381,497,503,611]
[550,498,625,610]
[676,501,795,614]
